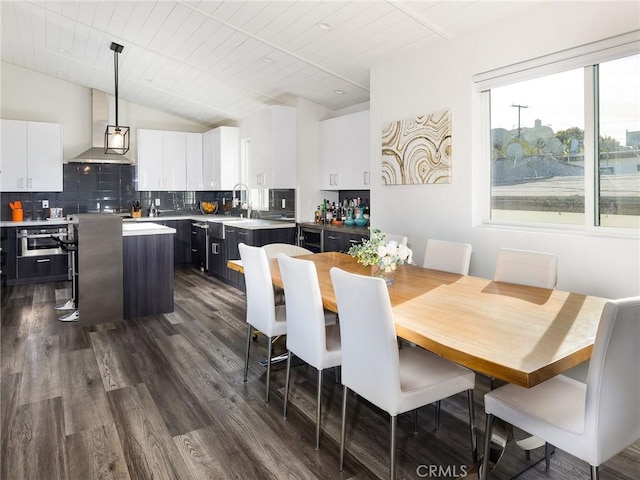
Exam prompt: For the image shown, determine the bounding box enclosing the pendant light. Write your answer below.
[104,42,130,154]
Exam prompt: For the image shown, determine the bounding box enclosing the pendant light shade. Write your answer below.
[105,42,130,155]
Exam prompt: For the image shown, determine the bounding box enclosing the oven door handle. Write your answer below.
[18,233,67,239]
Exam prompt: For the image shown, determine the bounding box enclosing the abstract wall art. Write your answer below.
[381,110,452,185]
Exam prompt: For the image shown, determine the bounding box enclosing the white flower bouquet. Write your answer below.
[348,229,414,273]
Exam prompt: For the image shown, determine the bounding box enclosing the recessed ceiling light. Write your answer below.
[318,21,332,31]
[262,57,275,64]
[145,78,153,83]
[58,48,68,54]
[56,71,65,77]
[334,89,345,95]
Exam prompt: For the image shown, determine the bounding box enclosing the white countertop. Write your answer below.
[122,222,176,236]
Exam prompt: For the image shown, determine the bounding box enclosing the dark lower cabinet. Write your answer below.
[207,236,228,281]
[191,223,207,271]
[224,226,296,290]
[123,233,174,320]
[158,220,191,266]
[1,227,17,285]
[17,254,68,278]
[322,230,369,253]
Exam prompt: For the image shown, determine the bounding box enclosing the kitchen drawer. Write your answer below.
[17,254,68,278]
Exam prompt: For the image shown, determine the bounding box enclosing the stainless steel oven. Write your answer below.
[17,226,68,257]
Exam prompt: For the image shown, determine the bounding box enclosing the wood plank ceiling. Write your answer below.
[1,1,535,126]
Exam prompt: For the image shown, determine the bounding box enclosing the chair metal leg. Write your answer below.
[315,369,323,450]
[283,351,292,418]
[545,442,554,470]
[435,400,441,430]
[339,386,348,472]
[590,465,599,480]
[412,409,418,434]
[265,336,273,403]
[480,414,494,480]
[468,390,478,464]
[243,324,252,382]
[390,415,397,480]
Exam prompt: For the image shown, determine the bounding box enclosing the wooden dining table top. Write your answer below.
[227,251,609,388]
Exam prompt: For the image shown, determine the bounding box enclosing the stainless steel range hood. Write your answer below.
[69,90,132,164]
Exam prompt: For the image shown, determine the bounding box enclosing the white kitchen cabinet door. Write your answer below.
[137,129,164,190]
[185,132,203,191]
[1,119,28,192]
[28,121,62,191]
[202,126,240,190]
[0,120,62,192]
[246,106,296,189]
[163,131,187,190]
[319,110,370,190]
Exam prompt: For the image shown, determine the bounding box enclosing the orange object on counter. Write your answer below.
[12,208,24,222]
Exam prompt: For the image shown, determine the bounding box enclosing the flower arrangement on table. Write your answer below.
[348,229,413,284]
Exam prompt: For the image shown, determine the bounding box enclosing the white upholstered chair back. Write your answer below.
[330,267,401,414]
[494,247,557,289]
[238,243,278,336]
[278,254,333,369]
[422,239,472,275]
[584,297,640,465]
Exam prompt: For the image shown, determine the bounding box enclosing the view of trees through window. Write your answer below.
[489,54,639,228]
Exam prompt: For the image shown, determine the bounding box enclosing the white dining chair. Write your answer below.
[238,242,287,403]
[494,247,557,289]
[384,234,408,246]
[422,239,472,275]
[262,243,314,305]
[481,296,640,480]
[330,267,477,479]
[278,254,341,449]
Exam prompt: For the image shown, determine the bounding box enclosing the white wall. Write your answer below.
[1,62,209,163]
[296,97,332,222]
[370,1,640,299]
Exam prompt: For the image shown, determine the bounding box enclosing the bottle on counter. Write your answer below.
[315,206,321,224]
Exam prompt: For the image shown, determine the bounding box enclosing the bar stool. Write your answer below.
[53,235,79,322]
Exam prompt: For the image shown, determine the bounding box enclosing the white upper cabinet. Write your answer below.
[137,129,164,190]
[137,129,192,191]
[1,119,62,192]
[185,132,204,191]
[163,131,187,190]
[319,110,370,190]
[202,126,240,190]
[245,105,296,189]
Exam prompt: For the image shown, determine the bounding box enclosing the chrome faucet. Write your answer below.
[232,183,251,218]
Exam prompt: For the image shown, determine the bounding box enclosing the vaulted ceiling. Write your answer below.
[1,1,535,126]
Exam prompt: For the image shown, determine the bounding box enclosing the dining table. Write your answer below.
[228,251,609,389]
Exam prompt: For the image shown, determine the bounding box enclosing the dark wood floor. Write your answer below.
[1,268,638,480]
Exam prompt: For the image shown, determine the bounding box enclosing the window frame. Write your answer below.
[474,30,640,237]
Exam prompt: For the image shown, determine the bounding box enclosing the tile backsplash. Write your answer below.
[1,163,295,221]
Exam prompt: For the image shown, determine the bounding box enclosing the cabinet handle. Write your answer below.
[349,239,359,244]
[334,173,338,185]
[364,171,369,185]
[211,243,219,254]
[37,258,51,263]
[328,235,338,240]
[18,178,24,189]
[191,249,198,252]
[27,178,33,189]
[191,231,197,234]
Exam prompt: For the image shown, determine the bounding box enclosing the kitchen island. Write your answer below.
[122,222,176,320]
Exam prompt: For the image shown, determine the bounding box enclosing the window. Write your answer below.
[477,34,640,230]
